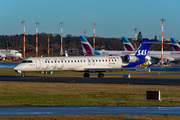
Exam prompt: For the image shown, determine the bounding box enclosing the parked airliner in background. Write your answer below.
[80,36,151,64]
[123,37,180,64]
[81,36,135,56]
[14,39,153,77]
[0,49,22,60]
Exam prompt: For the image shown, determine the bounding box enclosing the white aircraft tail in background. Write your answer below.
[171,38,180,51]
[122,37,135,51]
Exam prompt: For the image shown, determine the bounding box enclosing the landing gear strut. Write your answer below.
[21,72,25,77]
[98,72,104,78]
[84,72,90,77]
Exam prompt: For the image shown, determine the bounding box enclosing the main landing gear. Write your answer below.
[83,72,104,78]
[84,72,90,77]
[98,72,104,78]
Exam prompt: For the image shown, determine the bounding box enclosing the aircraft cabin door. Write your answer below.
[35,58,41,69]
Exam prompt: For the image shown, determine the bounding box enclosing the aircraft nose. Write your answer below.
[14,65,21,71]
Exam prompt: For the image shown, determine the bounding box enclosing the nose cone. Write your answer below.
[14,63,25,71]
[14,65,21,71]
[18,53,22,58]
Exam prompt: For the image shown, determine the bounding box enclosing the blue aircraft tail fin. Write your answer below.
[123,40,153,68]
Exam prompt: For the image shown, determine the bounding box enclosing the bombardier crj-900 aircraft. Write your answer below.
[14,39,153,77]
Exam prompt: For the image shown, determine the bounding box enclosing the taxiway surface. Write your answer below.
[0,75,180,85]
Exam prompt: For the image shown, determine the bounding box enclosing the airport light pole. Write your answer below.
[59,22,63,57]
[160,19,166,66]
[84,29,87,37]
[36,22,39,57]
[48,35,49,57]
[93,23,96,49]
[134,28,137,51]
[21,21,25,58]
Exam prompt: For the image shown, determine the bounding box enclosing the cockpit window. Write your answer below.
[15,52,20,53]
[22,60,33,63]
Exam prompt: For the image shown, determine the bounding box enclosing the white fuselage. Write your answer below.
[14,56,124,72]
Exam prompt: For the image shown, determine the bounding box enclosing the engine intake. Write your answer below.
[124,55,139,63]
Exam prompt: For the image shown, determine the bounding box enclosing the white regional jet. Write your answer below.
[0,49,22,60]
[14,39,153,77]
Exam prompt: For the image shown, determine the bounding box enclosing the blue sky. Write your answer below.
[0,0,180,40]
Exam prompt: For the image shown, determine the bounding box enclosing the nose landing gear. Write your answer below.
[21,72,25,77]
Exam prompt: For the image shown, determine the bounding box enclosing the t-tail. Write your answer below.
[122,37,135,51]
[80,36,100,55]
[171,38,180,51]
[123,40,153,68]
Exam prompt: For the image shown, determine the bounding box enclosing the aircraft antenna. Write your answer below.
[93,23,96,49]
[21,21,25,58]
[160,19,166,66]
[36,22,39,57]
[59,22,63,57]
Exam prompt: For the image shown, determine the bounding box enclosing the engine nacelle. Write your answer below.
[124,55,139,63]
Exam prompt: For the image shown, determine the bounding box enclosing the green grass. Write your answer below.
[0,82,180,106]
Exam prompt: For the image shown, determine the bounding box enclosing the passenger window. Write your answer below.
[102,59,104,62]
[96,60,98,62]
[51,61,53,63]
[99,60,101,62]
[71,60,73,63]
[106,59,107,62]
[65,60,66,63]
[48,61,50,63]
[84,60,85,62]
[55,61,56,63]
[112,59,113,62]
[61,61,63,63]
[78,60,79,62]
[45,61,47,63]
[58,61,60,63]
[68,60,70,63]
[80,60,82,62]
[75,60,76,62]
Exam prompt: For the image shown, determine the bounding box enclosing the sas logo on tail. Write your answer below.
[137,50,147,56]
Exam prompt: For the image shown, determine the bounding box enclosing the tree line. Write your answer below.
[0,33,174,56]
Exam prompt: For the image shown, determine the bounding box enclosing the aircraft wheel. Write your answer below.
[98,73,104,78]
[21,72,25,77]
[84,73,90,77]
